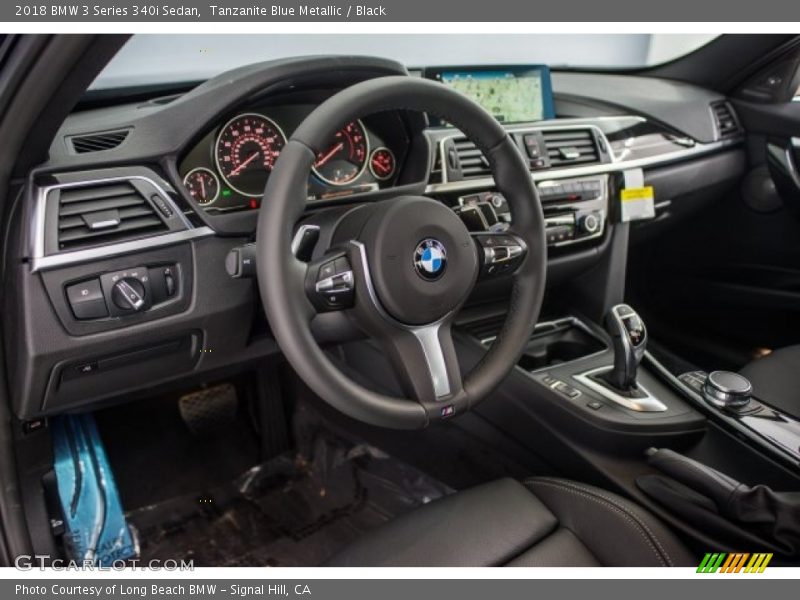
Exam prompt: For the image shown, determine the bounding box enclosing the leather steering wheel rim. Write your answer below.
[257,75,546,429]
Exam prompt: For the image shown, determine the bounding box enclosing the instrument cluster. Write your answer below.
[178,103,407,213]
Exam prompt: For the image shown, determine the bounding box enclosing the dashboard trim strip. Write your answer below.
[426,136,742,195]
[31,227,215,273]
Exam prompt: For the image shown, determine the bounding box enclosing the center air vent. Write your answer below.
[711,101,740,138]
[451,137,492,178]
[55,180,170,252]
[69,129,130,154]
[542,129,600,168]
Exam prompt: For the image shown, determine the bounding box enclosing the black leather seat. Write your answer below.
[740,345,800,419]
[327,477,695,567]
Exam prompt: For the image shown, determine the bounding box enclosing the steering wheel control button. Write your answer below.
[318,260,337,280]
[66,279,108,320]
[309,254,355,312]
[703,371,753,410]
[414,238,448,281]
[477,233,526,278]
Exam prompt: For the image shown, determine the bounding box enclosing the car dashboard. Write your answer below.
[4,55,747,420]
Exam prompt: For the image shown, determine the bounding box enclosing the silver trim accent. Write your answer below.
[88,218,120,230]
[351,240,452,399]
[31,227,215,273]
[426,137,740,195]
[573,366,667,412]
[31,175,208,273]
[291,224,321,257]
[315,270,354,294]
[114,279,145,311]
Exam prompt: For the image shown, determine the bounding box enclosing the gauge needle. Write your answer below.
[315,142,344,168]
[200,177,206,199]
[230,151,260,177]
[373,161,390,174]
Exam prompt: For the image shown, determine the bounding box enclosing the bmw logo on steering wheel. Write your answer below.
[414,238,448,281]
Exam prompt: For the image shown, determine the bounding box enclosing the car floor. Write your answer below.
[95,389,452,567]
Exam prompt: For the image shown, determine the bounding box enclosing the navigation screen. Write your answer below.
[425,66,555,124]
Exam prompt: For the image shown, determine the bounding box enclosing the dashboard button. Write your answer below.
[66,279,108,320]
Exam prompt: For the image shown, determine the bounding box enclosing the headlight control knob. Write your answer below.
[112,278,146,311]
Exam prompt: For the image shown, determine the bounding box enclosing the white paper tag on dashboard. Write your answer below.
[620,168,655,222]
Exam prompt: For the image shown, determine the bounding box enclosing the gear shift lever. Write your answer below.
[604,304,647,391]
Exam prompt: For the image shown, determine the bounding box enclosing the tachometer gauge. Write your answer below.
[312,120,369,186]
[183,167,220,206]
[369,147,396,181]
[215,113,287,197]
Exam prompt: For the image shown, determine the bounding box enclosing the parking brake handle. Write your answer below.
[639,447,800,557]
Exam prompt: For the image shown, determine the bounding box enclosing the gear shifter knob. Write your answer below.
[605,304,647,391]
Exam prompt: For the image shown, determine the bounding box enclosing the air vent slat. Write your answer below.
[54,180,169,252]
[69,129,129,154]
[450,137,492,178]
[59,195,146,217]
[58,216,164,244]
[60,183,135,204]
[58,206,156,230]
[542,128,600,168]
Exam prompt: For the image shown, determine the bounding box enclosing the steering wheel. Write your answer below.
[257,76,546,429]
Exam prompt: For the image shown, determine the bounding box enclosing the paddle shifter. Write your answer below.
[604,304,648,391]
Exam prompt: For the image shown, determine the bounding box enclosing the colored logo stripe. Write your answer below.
[697,552,773,573]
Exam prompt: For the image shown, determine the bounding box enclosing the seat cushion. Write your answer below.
[325,477,695,567]
[740,345,800,419]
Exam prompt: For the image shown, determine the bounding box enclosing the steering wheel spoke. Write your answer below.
[379,317,465,411]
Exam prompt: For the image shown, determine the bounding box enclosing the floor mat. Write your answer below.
[95,386,260,510]
[127,432,453,566]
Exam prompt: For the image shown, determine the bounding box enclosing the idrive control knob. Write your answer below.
[112,278,146,311]
[702,371,752,409]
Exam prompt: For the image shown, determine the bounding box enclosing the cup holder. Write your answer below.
[515,318,607,371]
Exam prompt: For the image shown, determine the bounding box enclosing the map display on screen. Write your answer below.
[433,67,553,124]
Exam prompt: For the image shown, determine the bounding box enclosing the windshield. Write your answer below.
[91,33,718,90]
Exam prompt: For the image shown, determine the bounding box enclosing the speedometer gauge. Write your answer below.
[312,120,369,186]
[215,113,287,197]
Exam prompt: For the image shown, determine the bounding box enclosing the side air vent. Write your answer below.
[711,101,740,138]
[452,137,492,178]
[69,129,130,154]
[542,129,600,168]
[55,181,169,252]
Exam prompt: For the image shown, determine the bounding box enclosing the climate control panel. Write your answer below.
[452,175,608,249]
